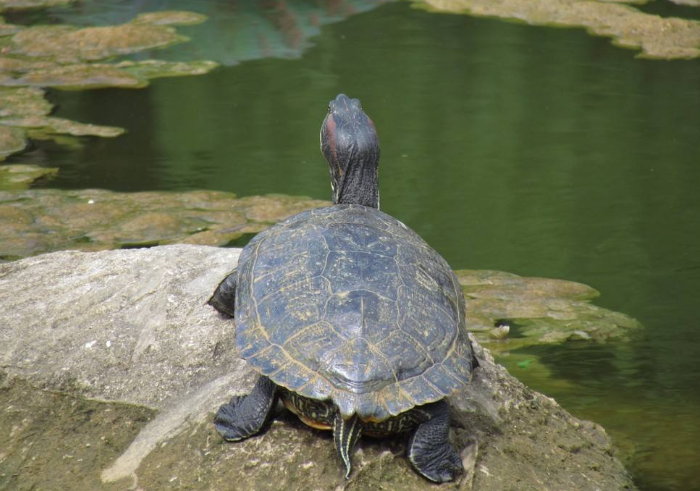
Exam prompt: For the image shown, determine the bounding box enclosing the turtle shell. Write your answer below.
[235,204,475,422]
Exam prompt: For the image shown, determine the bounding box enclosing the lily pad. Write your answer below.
[0,188,330,259]
[456,269,643,352]
[0,163,56,189]
[0,124,25,160]
[412,0,700,59]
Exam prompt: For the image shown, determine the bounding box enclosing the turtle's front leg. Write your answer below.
[407,400,463,483]
[208,269,237,318]
[215,376,277,441]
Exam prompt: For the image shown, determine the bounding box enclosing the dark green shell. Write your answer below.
[235,204,475,422]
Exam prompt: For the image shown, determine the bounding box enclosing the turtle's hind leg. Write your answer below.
[215,376,277,441]
[208,269,237,318]
[407,400,463,483]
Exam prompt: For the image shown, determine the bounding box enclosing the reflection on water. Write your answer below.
[6,2,700,490]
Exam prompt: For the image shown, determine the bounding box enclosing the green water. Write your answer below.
[9,1,700,490]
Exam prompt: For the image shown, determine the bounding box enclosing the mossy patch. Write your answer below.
[132,11,209,26]
[0,163,56,189]
[0,124,25,160]
[7,23,187,63]
[410,0,700,59]
[0,189,330,259]
[456,269,643,352]
[0,0,71,14]
[0,8,218,160]
[0,86,51,116]
[0,374,155,491]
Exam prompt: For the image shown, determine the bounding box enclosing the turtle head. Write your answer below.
[321,94,380,209]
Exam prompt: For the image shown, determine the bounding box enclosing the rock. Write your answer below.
[412,0,700,60]
[0,245,637,490]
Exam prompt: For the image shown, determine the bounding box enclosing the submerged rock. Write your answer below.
[0,188,330,260]
[458,269,642,353]
[412,0,700,59]
[0,245,636,490]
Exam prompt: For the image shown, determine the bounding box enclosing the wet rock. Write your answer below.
[0,124,25,160]
[0,163,56,189]
[457,269,642,352]
[0,245,637,490]
[0,188,329,259]
[412,0,700,59]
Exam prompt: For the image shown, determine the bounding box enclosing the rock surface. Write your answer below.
[0,245,637,490]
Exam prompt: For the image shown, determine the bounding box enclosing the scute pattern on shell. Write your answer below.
[235,204,475,421]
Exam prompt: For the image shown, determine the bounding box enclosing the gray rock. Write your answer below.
[0,245,637,490]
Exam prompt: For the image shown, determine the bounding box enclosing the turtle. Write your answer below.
[209,93,478,483]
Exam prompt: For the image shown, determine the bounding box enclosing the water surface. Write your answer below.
[7,1,700,490]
